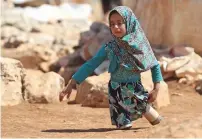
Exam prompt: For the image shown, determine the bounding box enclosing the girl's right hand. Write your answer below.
[59,79,75,102]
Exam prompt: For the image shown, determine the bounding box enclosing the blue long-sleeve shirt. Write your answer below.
[72,45,163,84]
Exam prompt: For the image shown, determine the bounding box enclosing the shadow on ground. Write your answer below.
[42,127,149,133]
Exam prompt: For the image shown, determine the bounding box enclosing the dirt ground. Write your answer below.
[1,79,202,138]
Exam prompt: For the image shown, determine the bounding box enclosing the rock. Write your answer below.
[195,80,202,95]
[90,21,108,33]
[75,72,110,107]
[3,32,55,47]
[178,78,188,84]
[175,53,202,78]
[81,86,109,108]
[87,29,113,57]
[2,8,40,32]
[152,46,171,60]
[36,20,87,43]
[162,71,175,80]
[23,71,65,103]
[80,21,113,61]
[169,45,194,57]
[166,56,190,72]
[75,70,170,109]
[1,44,58,70]
[27,33,55,46]
[25,69,44,76]
[1,7,88,46]
[159,56,172,72]
[59,66,80,85]
[195,74,202,82]
[52,44,74,58]
[1,26,22,39]
[50,49,86,83]
[78,30,96,46]
[3,35,27,48]
[13,0,61,7]
[39,62,50,72]
[159,52,202,83]
[1,26,28,48]
[1,26,56,48]
[0,57,24,106]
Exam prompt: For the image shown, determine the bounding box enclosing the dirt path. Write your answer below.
[2,80,202,138]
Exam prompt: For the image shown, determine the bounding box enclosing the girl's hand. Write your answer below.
[59,79,76,102]
[148,82,160,103]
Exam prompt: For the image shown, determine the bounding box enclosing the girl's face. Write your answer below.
[109,12,126,38]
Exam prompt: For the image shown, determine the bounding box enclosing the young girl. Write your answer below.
[59,6,163,129]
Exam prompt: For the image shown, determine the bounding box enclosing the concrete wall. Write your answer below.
[123,0,202,55]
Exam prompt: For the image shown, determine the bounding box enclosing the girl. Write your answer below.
[59,6,163,130]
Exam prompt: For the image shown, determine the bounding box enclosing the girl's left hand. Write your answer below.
[148,82,160,103]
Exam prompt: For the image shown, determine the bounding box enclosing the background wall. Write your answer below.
[123,0,202,54]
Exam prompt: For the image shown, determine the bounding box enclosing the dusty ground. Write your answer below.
[1,79,202,138]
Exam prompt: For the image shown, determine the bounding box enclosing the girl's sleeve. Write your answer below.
[151,63,163,83]
[72,45,107,84]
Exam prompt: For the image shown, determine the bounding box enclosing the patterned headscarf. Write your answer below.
[106,6,158,73]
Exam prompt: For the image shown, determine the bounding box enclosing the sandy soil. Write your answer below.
[1,79,202,138]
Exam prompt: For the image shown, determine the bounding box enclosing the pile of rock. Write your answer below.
[1,57,65,106]
[156,45,202,85]
[50,21,113,83]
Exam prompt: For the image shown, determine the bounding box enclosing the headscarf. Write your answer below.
[106,6,158,73]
